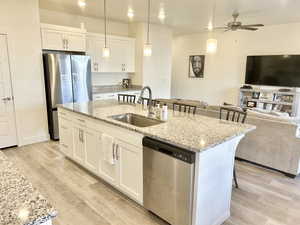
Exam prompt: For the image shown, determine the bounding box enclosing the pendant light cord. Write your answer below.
[104,0,107,47]
[146,0,151,44]
[212,0,216,29]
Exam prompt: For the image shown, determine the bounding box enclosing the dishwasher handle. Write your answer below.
[143,137,195,164]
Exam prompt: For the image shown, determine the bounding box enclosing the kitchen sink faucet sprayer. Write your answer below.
[137,86,155,117]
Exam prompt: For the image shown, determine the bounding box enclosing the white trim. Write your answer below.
[40,23,87,33]
[87,32,135,42]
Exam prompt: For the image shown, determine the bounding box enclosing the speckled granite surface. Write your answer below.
[0,152,57,225]
[93,85,142,94]
[58,100,255,152]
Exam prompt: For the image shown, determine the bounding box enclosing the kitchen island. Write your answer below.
[57,100,255,225]
[0,151,56,225]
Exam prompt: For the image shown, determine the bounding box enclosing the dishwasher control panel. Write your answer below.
[143,137,195,164]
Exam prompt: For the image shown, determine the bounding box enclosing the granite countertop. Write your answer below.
[0,152,57,225]
[58,100,255,153]
[93,85,142,94]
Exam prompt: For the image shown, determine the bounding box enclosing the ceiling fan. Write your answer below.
[214,12,264,31]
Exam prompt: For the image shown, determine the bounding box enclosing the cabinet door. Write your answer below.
[41,29,64,51]
[125,40,135,73]
[73,125,85,164]
[58,117,73,157]
[84,128,101,174]
[86,38,99,73]
[66,33,86,52]
[116,140,143,203]
[99,134,118,186]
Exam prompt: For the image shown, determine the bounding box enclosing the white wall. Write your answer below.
[40,9,129,36]
[0,0,48,145]
[172,22,300,105]
[129,23,173,98]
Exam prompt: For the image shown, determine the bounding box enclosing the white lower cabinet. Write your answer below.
[58,108,143,204]
[73,125,85,164]
[58,117,73,157]
[84,128,101,174]
[117,139,143,202]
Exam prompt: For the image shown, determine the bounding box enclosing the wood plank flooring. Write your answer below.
[3,141,300,225]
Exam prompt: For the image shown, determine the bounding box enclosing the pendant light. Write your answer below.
[144,0,152,57]
[206,0,218,54]
[102,0,110,58]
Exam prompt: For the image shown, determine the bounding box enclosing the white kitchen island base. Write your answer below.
[192,135,244,225]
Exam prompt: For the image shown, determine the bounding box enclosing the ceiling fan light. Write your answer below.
[206,39,218,54]
[102,47,110,58]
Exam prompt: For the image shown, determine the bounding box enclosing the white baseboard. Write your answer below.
[19,133,50,146]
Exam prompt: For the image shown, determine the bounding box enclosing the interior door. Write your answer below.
[0,35,17,148]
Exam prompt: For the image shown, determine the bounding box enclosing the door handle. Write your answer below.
[115,144,119,160]
[2,97,12,102]
[112,143,116,160]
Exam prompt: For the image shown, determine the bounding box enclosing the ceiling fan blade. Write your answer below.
[239,27,258,31]
[243,24,264,27]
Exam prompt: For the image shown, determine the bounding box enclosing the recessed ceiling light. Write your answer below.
[78,0,86,8]
[128,8,134,19]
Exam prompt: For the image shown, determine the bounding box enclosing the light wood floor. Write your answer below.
[3,141,300,225]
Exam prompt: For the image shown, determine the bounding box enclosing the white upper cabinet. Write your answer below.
[86,33,135,73]
[41,24,86,52]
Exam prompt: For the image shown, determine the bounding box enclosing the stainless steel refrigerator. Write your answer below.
[43,53,92,140]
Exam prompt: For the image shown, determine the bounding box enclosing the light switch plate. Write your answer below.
[296,126,300,138]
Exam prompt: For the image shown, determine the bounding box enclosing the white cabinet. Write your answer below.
[84,128,101,174]
[41,24,86,52]
[116,139,143,202]
[58,117,73,157]
[86,33,135,73]
[99,134,118,186]
[93,90,141,102]
[73,125,85,164]
[57,108,143,204]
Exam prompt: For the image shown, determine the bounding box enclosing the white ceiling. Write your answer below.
[39,0,300,34]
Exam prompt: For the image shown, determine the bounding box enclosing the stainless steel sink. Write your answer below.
[110,113,164,127]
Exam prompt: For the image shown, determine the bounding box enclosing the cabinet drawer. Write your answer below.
[58,108,73,121]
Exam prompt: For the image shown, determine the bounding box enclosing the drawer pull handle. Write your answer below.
[77,119,85,123]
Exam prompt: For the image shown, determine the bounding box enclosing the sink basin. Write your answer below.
[110,113,164,127]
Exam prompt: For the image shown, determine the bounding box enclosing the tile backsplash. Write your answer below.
[92,73,130,86]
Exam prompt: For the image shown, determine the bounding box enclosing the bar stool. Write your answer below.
[219,106,247,188]
[173,103,197,114]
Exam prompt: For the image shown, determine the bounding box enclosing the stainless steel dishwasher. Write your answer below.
[143,137,196,225]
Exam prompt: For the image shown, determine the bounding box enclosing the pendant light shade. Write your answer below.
[144,0,152,56]
[102,0,110,58]
[206,0,218,54]
[102,47,110,57]
[206,39,218,54]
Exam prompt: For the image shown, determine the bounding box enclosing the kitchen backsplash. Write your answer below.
[92,73,130,86]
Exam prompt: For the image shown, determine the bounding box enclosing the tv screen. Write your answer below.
[245,55,300,87]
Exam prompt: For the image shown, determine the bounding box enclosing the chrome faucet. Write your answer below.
[137,86,155,117]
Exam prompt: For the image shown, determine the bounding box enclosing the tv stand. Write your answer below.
[239,85,300,117]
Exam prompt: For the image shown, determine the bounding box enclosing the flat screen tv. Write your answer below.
[245,55,300,87]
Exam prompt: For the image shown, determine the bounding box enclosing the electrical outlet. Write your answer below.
[296,126,300,138]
